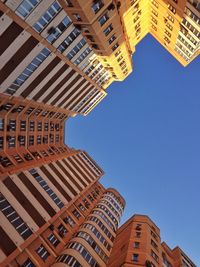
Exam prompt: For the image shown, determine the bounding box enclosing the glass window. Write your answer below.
[0,137,4,149]
[46,16,71,44]
[48,233,60,247]
[132,254,139,262]
[16,0,41,19]
[108,34,116,44]
[21,258,36,267]
[134,242,140,248]
[33,1,61,32]
[0,193,32,239]
[98,13,109,26]
[92,0,104,14]
[36,244,50,261]
[104,24,113,36]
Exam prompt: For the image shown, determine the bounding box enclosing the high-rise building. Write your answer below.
[0,1,199,116]
[0,148,112,266]
[108,214,196,267]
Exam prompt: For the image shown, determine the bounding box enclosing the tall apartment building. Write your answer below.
[108,214,196,267]
[1,1,199,118]
[0,146,119,266]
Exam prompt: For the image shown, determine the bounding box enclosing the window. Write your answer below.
[132,254,139,262]
[46,16,71,44]
[13,154,24,163]
[73,13,82,21]
[18,135,26,146]
[0,118,4,131]
[134,242,140,248]
[73,47,92,66]
[151,16,157,24]
[0,193,32,239]
[8,120,16,131]
[28,135,34,146]
[151,239,158,250]
[151,23,157,31]
[21,258,36,267]
[82,223,111,251]
[57,28,80,53]
[72,209,81,220]
[29,121,35,131]
[66,38,87,60]
[36,245,50,261]
[56,254,81,265]
[78,203,86,211]
[136,231,141,237]
[67,242,100,266]
[20,121,26,131]
[164,36,170,44]
[164,29,171,37]
[76,231,108,263]
[185,7,200,25]
[8,136,16,148]
[37,122,42,131]
[98,13,109,26]
[63,216,75,227]
[168,4,176,14]
[151,0,159,8]
[152,8,158,16]
[166,22,173,31]
[16,0,41,19]
[58,224,68,237]
[167,14,174,23]
[151,250,159,262]
[104,24,113,36]
[188,0,200,11]
[151,230,157,240]
[108,34,116,44]
[33,1,61,32]
[0,137,3,149]
[92,0,104,14]
[112,42,119,51]
[66,0,73,7]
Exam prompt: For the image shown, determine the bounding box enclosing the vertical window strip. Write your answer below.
[66,38,87,60]
[5,48,51,95]
[74,47,92,66]
[57,28,80,53]
[0,193,32,240]
[29,169,64,209]
[33,1,61,33]
[16,0,41,19]
[46,16,72,44]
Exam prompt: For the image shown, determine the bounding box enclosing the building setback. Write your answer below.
[108,214,196,267]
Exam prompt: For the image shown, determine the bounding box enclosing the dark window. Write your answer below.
[132,254,139,262]
[36,245,50,261]
[98,13,109,26]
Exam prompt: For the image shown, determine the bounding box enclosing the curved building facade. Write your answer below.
[52,188,125,267]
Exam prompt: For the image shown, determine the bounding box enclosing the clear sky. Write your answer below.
[66,34,200,266]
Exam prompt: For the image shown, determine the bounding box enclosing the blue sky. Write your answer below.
[66,34,200,266]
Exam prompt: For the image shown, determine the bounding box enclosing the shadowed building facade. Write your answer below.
[108,214,196,267]
[1,146,126,266]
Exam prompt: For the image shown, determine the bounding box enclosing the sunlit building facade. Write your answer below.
[0,1,199,117]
